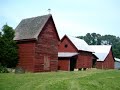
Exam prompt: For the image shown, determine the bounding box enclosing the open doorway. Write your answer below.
[70,57,77,71]
[92,59,96,68]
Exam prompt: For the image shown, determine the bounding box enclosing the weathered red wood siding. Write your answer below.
[17,17,59,72]
[96,49,114,69]
[17,41,35,72]
[34,17,59,72]
[58,58,70,71]
[96,62,102,69]
[58,37,77,52]
[76,51,93,68]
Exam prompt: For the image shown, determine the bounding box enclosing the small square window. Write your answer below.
[65,44,68,48]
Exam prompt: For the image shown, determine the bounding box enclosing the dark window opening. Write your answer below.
[64,44,68,48]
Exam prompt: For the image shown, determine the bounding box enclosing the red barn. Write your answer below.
[58,52,78,71]
[14,14,60,72]
[90,45,114,69]
[58,35,93,71]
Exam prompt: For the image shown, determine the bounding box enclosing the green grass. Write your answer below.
[0,69,120,90]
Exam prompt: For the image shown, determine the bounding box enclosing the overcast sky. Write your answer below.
[0,0,120,38]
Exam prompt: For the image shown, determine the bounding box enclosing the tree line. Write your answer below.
[77,33,120,58]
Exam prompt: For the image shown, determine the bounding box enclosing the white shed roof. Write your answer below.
[58,52,79,57]
[67,35,93,52]
[115,58,120,62]
[90,45,111,61]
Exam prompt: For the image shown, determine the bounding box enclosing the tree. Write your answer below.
[101,35,119,45]
[76,33,120,58]
[77,33,101,45]
[0,24,18,68]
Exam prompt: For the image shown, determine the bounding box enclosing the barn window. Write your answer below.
[64,44,68,48]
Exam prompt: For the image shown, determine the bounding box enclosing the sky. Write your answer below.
[0,0,120,38]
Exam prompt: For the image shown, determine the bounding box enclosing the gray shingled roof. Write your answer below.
[14,14,51,40]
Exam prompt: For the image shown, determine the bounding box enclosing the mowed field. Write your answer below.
[0,69,120,90]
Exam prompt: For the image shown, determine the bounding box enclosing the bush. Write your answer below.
[15,67,25,74]
[118,68,120,70]
[0,64,9,73]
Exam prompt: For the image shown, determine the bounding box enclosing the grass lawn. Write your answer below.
[0,69,120,90]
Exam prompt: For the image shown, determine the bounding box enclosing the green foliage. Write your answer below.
[77,33,120,58]
[2,24,15,40]
[0,70,120,90]
[101,35,119,45]
[0,24,18,68]
[77,33,101,45]
[0,64,9,73]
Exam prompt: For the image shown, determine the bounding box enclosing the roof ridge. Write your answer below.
[33,14,51,39]
[21,14,51,21]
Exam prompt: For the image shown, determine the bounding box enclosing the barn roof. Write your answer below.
[92,53,99,59]
[14,14,55,41]
[115,58,120,62]
[64,35,93,52]
[90,45,112,61]
[58,52,79,57]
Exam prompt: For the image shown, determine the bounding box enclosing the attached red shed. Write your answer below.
[90,45,114,69]
[14,14,60,72]
[58,35,93,71]
[58,52,78,71]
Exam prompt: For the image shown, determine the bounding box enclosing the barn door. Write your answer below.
[44,55,50,70]
[70,57,77,71]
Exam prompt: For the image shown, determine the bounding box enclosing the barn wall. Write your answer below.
[58,58,70,71]
[96,62,103,69]
[34,17,59,72]
[58,37,77,52]
[103,50,114,69]
[17,42,35,72]
[76,51,93,68]
[96,49,114,69]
